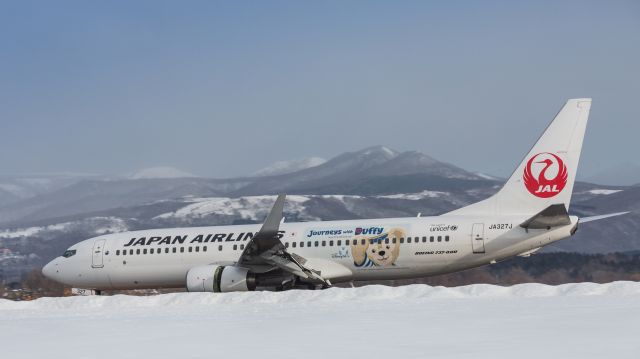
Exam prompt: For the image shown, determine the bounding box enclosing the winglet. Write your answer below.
[259,193,286,236]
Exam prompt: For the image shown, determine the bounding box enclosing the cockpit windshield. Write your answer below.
[62,249,77,258]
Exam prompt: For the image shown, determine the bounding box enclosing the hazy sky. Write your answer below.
[1,1,638,178]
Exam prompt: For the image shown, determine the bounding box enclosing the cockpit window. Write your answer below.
[62,249,77,258]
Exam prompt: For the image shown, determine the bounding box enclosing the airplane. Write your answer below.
[42,98,627,293]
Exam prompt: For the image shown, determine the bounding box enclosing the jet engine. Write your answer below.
[186,265,256,293]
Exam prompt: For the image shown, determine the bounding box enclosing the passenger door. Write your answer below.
[92,239,106,268]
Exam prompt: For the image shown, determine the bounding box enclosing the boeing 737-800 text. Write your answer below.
[42,99,626,293]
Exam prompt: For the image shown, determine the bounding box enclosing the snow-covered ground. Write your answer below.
[1,282,639,359]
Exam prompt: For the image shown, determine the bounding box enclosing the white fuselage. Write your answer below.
[42,214,578,290]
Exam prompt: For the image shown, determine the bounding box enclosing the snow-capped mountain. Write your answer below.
[232,145,488,196]
[128,167,198,179]
[0,173,99,206]
[252,157,327,177]
[0,145,638,271]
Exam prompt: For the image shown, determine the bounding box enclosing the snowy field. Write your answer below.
[1,282,639,359]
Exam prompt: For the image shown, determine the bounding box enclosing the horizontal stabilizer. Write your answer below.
[580,212,629,223]
[520,204,571,229]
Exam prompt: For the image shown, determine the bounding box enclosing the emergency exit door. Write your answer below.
[92,239,106,268]
[471,223,485,253]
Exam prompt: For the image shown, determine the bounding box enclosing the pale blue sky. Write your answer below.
[1,1,638,178]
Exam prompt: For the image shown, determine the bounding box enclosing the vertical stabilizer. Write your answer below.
[447,99,591,216]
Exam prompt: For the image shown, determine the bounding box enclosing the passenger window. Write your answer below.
[345,240,350,246]
[337,240,341,246]
[445,236,450,242]
[172,247,177,253]
[180,247,185,253]
[143,249,147,254]
[322,241,326,247]
[240,244,244,250]
[407,238,412,243]
[203,246,207,252]
[285,242,289,248]
[150,248,154,254]
[361,239,366,245]
[196,246,200,252]
[400,238,404,244]
[188,247,192,253]
[430,236,434,242]
[415,237,419,242]
[136,249,141,255]
[218,245,223,251]
[300,242,304,248]
[422,236,427,243]
[116,250,120,256]
[292,242,297,248]
[314,241,319,247]
[130,249,134,255]
[392,238,397,244]
[329,240,334,246]
[165,248,169,253]
[385,238,389,244]
[438,236,442,242]
[233,244,237,250]
[122,250,126,256]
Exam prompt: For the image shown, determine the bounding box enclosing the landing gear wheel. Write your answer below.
[277,278,295,291]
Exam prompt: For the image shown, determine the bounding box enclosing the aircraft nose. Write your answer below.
[42,260,59,280]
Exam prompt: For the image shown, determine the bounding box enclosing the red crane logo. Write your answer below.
[523,152,568,198]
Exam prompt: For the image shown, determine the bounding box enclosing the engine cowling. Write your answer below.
[186,265,256,293]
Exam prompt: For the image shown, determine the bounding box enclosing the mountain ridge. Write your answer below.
[0,145,636,271]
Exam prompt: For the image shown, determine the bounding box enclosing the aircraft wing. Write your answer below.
[237,194,331,287]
